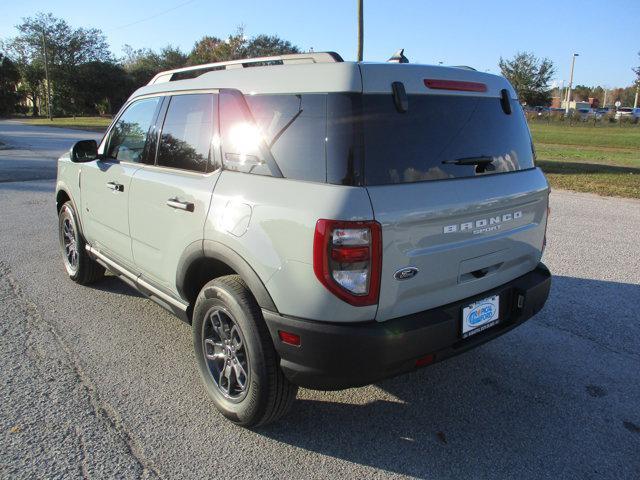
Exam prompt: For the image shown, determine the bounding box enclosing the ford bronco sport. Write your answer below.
[56,52,551,427]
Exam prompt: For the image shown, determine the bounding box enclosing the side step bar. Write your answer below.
[86,245,190,323]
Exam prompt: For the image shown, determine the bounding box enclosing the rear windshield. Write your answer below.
[359,94,535,185]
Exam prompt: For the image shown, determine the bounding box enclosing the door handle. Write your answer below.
[106,181,124,192]
[166,198,194,212]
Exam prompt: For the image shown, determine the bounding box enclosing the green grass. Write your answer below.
[21,116,111,132]
[530,123,640,198]
[529,122,640,149]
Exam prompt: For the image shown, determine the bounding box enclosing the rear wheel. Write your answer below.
[193,275,297,427]
[58,201,104,285]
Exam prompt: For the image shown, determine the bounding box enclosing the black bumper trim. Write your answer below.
[263,263,551,390]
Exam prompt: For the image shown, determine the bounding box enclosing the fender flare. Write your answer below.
[176,240,278,313]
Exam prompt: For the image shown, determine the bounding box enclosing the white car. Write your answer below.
[614,107,640,121]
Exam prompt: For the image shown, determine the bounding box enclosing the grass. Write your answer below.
[20,116,111,132]
[530,122,640,199]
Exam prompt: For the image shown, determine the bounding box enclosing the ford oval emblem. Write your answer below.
[394,267,419,281]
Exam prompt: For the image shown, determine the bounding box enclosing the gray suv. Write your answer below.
[55,52,551,427]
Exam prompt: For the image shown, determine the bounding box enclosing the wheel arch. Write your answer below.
[177,240,278,314]
[55,188,71,213]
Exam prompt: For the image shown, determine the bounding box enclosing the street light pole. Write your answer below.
[41,30,53,120]
[356,0,363,62]
[565,53,579,115]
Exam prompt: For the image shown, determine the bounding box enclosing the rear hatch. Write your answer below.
[359,64,549,321]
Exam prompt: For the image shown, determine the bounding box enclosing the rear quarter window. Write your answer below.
[221,93,327,182]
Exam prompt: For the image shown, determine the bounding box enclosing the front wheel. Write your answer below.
[193,275,297,427]
[58,201,104,285]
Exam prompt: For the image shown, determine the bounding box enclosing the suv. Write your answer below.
[56,52,551,427]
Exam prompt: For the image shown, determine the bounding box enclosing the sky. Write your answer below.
[1,0,639,87]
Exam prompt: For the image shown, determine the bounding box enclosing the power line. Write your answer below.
[107,0,198,32]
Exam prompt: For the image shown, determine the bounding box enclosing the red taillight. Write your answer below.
[331,246,370,263]
[424,79,487,92]
[278,330,301,346]
[313,219,382,306]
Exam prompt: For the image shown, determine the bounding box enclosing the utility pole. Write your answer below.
[357,0,363,62]
[634,84,639,108]
[602,89,607,109]
[42,30,53,120]
[565,53,579,115]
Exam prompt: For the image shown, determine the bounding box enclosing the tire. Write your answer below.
[58,201,105,285]
[193,275,297,427]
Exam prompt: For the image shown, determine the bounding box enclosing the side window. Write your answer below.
[106,97,160,163]
[156,94,215,173]
[246,94,326,182]
[220,91,327,182]
[220,90,272,177]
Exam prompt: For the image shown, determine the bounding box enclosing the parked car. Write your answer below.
[615,107,640,122]
[55,52,551,426]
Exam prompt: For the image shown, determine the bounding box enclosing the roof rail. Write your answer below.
[147,51,344,85]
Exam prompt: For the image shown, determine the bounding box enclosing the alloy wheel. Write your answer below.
[202,306,250,401]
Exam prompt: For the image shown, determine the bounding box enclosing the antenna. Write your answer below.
[387,49,409,63]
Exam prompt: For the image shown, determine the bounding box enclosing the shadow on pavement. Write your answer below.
[88,274,144,298]
[256,275,640,478]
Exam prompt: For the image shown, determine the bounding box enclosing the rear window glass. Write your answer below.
[360,94,535,185]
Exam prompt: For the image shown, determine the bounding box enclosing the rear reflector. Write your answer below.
[424,79,487,92]
[278,330,301,346]
[415,354,435,367]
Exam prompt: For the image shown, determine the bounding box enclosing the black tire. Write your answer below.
[193,275,297,427]
[58,201,105,285]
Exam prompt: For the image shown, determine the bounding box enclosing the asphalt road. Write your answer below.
[1,121,639,479]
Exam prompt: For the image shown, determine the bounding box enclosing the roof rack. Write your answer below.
[147,51,344,85]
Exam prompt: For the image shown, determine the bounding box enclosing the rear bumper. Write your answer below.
[263,263,551,390]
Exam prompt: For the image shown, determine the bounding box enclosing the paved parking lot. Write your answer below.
[1,121,639,479]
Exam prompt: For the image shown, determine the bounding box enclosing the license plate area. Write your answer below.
[461,294,500,339]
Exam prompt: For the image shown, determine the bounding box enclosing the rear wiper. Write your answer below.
[442,156,494,173]
[442,156,494,166]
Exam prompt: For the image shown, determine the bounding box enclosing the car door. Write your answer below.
[82,96,163,269]
[129,92,220,292]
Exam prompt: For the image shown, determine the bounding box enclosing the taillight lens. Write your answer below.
[313,219,382,306]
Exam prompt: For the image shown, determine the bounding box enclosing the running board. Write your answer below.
[85,245,190,322]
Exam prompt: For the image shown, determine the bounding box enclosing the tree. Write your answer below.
[499,52,555,106]
[188,36,224,65]
[186,29,299,66]
[0,54,21,115]
[122,44,188,88]
[243,34,299,58]
[72,61,132,115]
[572,84,592,102]
[3,12,112,115]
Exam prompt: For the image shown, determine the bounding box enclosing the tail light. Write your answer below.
[313,219,382,306]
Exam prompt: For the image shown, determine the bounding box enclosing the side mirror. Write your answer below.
[71,140,98,162]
